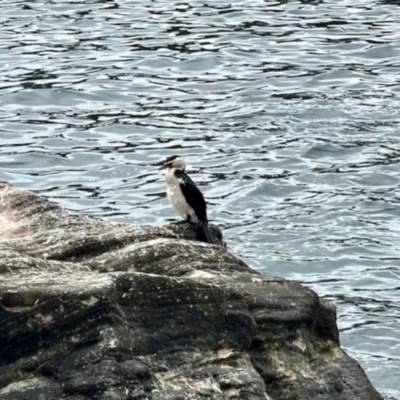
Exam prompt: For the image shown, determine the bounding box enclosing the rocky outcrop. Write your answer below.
[0,181,382,400]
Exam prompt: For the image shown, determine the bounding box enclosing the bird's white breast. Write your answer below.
[164,169,198,223]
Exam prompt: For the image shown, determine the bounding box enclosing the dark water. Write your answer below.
[1,1,399,397]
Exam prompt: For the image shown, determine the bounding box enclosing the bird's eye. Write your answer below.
[165,155,181,163]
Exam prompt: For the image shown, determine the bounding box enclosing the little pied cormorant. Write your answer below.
[159,156,216,244]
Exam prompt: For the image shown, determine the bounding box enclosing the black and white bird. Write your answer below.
[159,156,216,244]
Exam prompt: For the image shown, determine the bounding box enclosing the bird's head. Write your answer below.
[159,156,186,172]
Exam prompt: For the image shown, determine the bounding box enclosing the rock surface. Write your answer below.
[0,181,383,400]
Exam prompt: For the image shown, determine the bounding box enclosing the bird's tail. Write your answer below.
[200,221,216,244]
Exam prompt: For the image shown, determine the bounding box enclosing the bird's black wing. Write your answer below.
[175,170,216,244]
[175,170,208,223]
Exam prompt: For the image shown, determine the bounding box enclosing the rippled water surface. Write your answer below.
[1,0,400,397]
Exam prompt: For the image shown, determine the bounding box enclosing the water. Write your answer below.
[1,0,400,398]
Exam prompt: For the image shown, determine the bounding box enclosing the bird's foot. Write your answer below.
[172,220,192,226]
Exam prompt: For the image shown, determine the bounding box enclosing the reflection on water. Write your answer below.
[1,0,400,397]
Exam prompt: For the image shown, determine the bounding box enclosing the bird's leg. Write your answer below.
[186,215,196,226]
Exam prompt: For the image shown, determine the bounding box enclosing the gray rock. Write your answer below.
[0,181,382,400]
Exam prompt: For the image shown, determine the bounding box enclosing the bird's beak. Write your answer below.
[158,163,169,170]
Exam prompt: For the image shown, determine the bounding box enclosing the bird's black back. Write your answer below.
[175,169,208,223]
